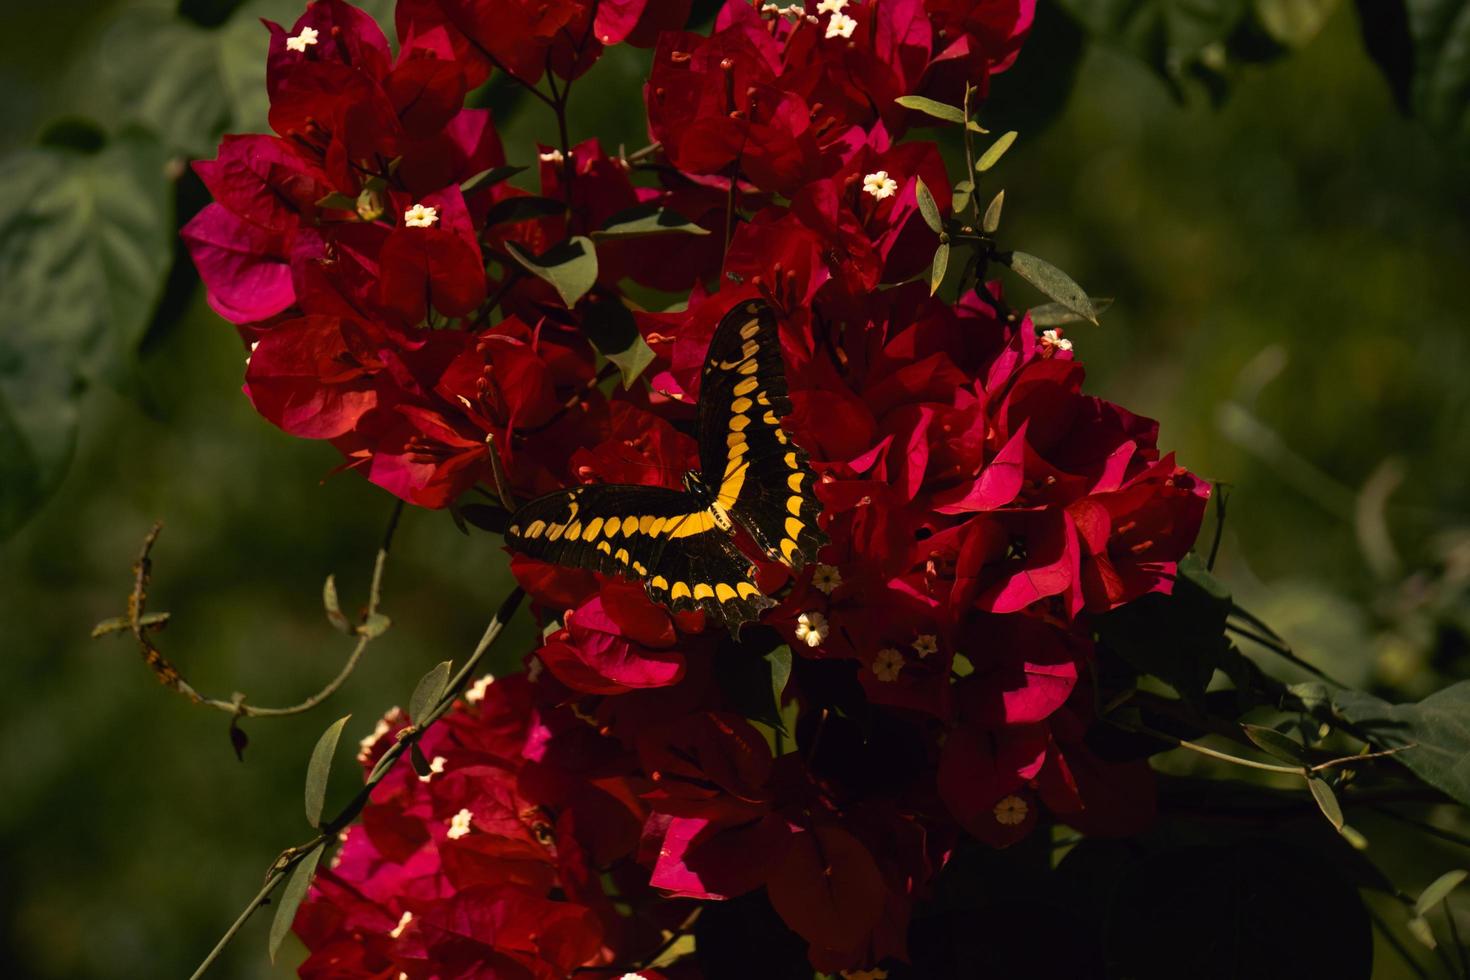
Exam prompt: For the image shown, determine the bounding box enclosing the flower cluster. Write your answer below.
[187,0,1209,974]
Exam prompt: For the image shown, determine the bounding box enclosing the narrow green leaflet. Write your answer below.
[580,296,656,388]
[952,180,974,214]
[1242,724,1310,765]
[893,95,967,126]
[915,176,943,234]
[269,846,324,963]
[1416,869,1468,917]
[322,575,351,634]
[1325,680,1470,808]
[1004,251,1098,324]
[1029,297,1114,326]
[461,164,529,199]
[983,190,1005,234]
[1407,914,1438,949]
[591,203,711,239]
[305,715,352,828]
[409,661,453,726]
[930,242,950,296]
[1306,775,1344,831]
[505,237,598,309]
[0,130,172,539]
[976,131,1019,172]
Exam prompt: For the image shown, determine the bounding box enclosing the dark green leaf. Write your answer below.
[715,641,792,731]
[1054,0,1253,98]
[410,743,433,779]
[305,714,351,828]
[268,846,323,963]
[0,130,172,538]
[1029,297,1114,326]
[315,192,359,211]
[976,131,1019,172]
[1306,775,1344,831]
[893,95,967,125]
[357,612,391,638]
[982,190,1004,234]
[505,236,598,309]
[915,176,943,234]
[951,179,974,214]
[929,242,950,296]
[1004,251,1097,323]
[1415,869,1468,917]
[1407,914,1438,949]
[1242,724,1309,764]
[1326,681,1470,807]
[322,575,351,634]
[769,645,793,714]
[409,660,453,726]
[1378,0,1470,161]
[580,296,655,388]
[98,9,233,156]
[461,164,528,198]
[484,195,565,228]
[591,203,711,239]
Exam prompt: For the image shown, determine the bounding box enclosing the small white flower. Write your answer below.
[1040,328,1073,352]
[286,25,320,52]
[402,203,439,228]
[872,647,904,682]
[418,755,447,783]
[389,910,413,938]
[816,0,848,13]
[795,611,829,648]
[539,148,565,163]
[812,564,843,595]
[464,673,496,704]
[912,633,938,658]
[826,11,858,38]
[862,170,898,200]
[618,974,652,980]
[993,794,1029,826]
[245,340,259,366]
[446,808,474,840]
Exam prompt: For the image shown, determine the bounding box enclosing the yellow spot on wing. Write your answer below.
[762,410,779,425]
[788,472,805,491]
[733,377,758,396]
[649,516,667,535]
[640,515,658,533]
[605,516,621,536]
[633,561,647,575]
[615,547,631,564]
[718,459,749,510]
[731,396,753,413]
[622,517,639,538]
[651,575,669,590]
[730,415,751,432]
[597,541,612,555]
[583,517,604,539]
[715,583,738,603]
[756,391,771,406]
[693,584,715,600]
[740,339,759,359]
[785,517,804,539]
[566,521,582,539]
[671,582,692,600]
[740,320,760,340]
[737,359,760,375]
[547,523,566,541]
[737,582,762,599]
[667,511,717,538]
[784,452,797,468]
[781,538,801,563]
[526,520,546,537]
[787,496,802,515]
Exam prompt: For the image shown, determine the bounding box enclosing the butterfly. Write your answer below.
[505,299,828,634]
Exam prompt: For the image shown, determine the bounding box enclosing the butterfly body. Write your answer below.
[506,300,828,634]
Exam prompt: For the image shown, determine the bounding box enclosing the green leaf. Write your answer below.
[357,612,391,638]
[1254,0,1338,46]
[461,164,528,198]
[1004,251,1097,324]
[1242,724,1309,764]
[915,176,943,234]
[893,95,967,126]
[1407,914,1438,950]
[976,131,1019,172]
[591,203,711,239]
[322,575,351,634]
[1325,681,1470,807]
[929,242,950,296]
[410,743,433,779]
[1029,297,1114,326]
[1359,0,1470,162]
[0,130,172,539]
[1306,775,1344,831]
[305,714,351,828]
[409,660,453,726]
[484,195,565,228]
[715,641,793,732]
[269,846,323,963]
[580,296,656,388]
[1054,0,1253,99]
[505,236,598,309]
[1415,869,1468,917]
[982,190,1005,234]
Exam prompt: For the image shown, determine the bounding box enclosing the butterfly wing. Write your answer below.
[507,485,772,631]
[696,300,828,570]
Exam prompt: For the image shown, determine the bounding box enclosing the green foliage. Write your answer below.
[715,640,793,732]
[1004,250,1099,323]
[591,204,711,239]
[304,715,351,828]
[268,847,322,964]
[408,661,452,727]
[0,129,171,538]
[506,236,599,309]
[580,295,656,388]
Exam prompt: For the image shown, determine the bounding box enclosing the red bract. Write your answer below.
[190,1,1205,975]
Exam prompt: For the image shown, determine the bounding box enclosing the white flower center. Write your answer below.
[862,170,898,200]
[418,755,447,783]
[812,564,842,594]
[912,633,938,658]
[1041,328,1074,352]
[795,611,829,648]
[465,673,496,704]
[286,26,319,53]
[539,148,565,163]
[446,808,474,840]
[826,11,858,38]
[389,910,413,938]
[402,203,439,228]
[817,0,848,13]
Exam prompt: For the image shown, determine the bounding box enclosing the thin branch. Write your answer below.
[189,587,525,978]
[1371,806,1470,851]
[1226,618,1346,687]
[97,500,406,720]
[1207,483,1228,570]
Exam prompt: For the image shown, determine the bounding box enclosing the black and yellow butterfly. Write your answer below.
[505,299,827,633]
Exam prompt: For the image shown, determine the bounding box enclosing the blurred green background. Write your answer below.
[2,0,1468,977]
